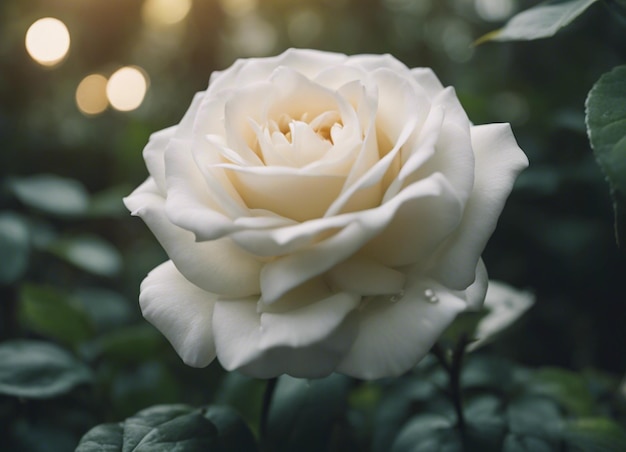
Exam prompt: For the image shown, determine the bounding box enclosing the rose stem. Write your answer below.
[260,377,278,443]
[449,333,469,433]
[431,335,469,434]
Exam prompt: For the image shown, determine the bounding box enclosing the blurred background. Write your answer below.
[1,0,625,449]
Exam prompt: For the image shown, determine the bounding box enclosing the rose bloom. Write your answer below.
[125,49,527,379]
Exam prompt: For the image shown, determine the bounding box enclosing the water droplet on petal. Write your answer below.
[424,288,439,304]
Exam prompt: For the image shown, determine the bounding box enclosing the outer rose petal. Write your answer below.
[427,123,528,289]
[212,292,360,378]
[139,260,217,367]
[207,48,348,96]
[336,276,467,379]
[124,178,262,296]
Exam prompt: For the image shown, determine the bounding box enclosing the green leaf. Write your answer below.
[0,340,92,398]
[73,287,133,333]
[203,405,258,451]
[464,395,507,451]
[123,404,219,451]
[8,174,90,217]
[75,423,124,452]
[562,418,626,452]
[373,378,448,452]
[19,284,93,345]
[86,324,166,364]
[47,235,122,277]
[469,281,534,351]
[88,184,133,218]
[0,211,30,284]
[529,367,595,416]
[586,65,626,244]
[214,372,265,432]
[506,396,563,443]
[266,374,352,452]
[475,0,599,44]
[76,404,258,452]
[502,434,555,452]
[391,413,462,452]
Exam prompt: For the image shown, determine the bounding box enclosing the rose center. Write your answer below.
[272,110,342,145]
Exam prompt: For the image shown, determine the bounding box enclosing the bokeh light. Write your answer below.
[25,18,70,67]
[142,0,193,26]
[76,74,109,116]
[474,0,517,22]
[219,0,258,18]
[106,67,148,112]
[231,14,277,56]
[287,9,323,47]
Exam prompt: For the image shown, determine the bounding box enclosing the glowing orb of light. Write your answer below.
[25,18,71,67]
[142,0,193,26]
[106,66,148,112]
[76,74,109,116]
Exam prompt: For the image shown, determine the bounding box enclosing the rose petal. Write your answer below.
[428,123,528,289]
[124,178,262,296]
[164,137,241,240]
[327,257,407,296]
[207,48,348,96]
[139,260,217,367]
[221,165,346,222]
[337,276,467,379]
[400,87,474,204]
[411,68,445,99]
[143,126,176,193]
[324,69,428,217]
[348,53,411,74]
[212,292,359,378]
[362,173,463,266]
[257,173,459,300]
[230,171,456,258]
[464,258,488,311]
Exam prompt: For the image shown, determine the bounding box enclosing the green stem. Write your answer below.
[431,335,469,434]
[260,377,278,443]
[449,334,469,433]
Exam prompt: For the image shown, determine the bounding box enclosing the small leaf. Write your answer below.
[123,404,219,451]
[214,372,265,430]
[475,0,599,44]
[507,396,563,442]
[469,281,534,351]
[529,367,595,416]
[47,235,122,277]
[0,211,30,284]
[73,287,134,333]
[76,405,258,452]
[88,185,133,218]
[8,174,90,217]
[86,324,166,364]
[502,434,555,452]
[562,417,626,451]
[267,374,352,452]
[391,413,462,452]
[19,284,93,345]
[203,405,259,451]
[75,423,124,452]
[0,340,92,398]
[464,395,507,451]
[586,65,626,244]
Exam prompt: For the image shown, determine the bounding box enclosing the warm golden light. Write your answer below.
[25,18,71,67]
[106,67,148,112]
[142,0,193,26]
[219,0,258,17]
[76,74,109,116]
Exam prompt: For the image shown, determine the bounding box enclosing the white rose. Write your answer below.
[124,48,528,379]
